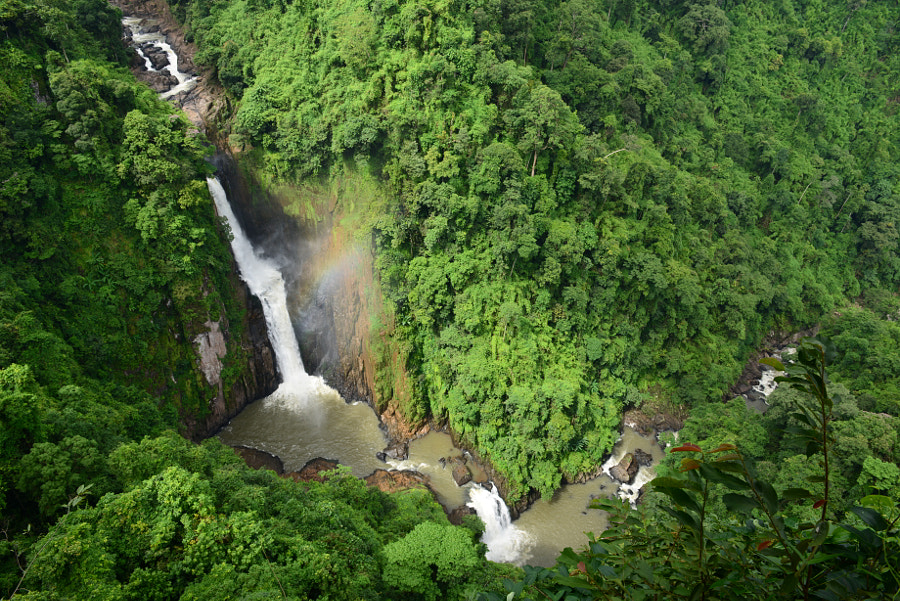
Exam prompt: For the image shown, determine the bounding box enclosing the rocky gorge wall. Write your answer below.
[181,273,279,441]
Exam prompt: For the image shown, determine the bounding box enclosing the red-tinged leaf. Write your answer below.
[757,540,773,551]
[577,562,587,574]
[671,444,702,453]
[679,458,701,472]
[709,444,737,453]
[813,499,826,509]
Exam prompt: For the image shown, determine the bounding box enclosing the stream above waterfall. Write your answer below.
[123,16,198,99]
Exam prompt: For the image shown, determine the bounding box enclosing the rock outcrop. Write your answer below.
[382,442,409,461]
[623,408,685,438]
[285,458,341,483]
[451,464,472,486]
[633,448,653,468]
[610,453,640,484]
[364,469,430,493]
[232,446,284,474]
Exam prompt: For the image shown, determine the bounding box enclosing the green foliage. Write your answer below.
[10,434,512,600]
[382,521,481,601]
[486,342,900,600]
[821,304,900,415]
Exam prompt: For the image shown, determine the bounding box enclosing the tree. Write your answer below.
[677,3,732,56]
[506,82,581,176]
[382,521,480,600]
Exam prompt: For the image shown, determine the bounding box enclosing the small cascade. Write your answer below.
[123,16,197,99]
[745,346,794,413]
[600,427,661,506]
[467,484,533,565]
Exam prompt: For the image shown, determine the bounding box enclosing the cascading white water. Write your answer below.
[599,427,661,506]
[208,177,315,394]
[123,17,197,99]
[467,484,533,565]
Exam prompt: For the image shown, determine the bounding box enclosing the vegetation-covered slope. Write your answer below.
[171,0,899,500]
[485,342,899,600]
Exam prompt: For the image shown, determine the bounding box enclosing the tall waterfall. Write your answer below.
[208,177,314,394]
[467,484,533,565]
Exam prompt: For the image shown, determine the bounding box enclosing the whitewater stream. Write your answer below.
[123,16,197,99]
[126,14,665,568]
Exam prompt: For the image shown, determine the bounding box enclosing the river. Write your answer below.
[126,14,665,568]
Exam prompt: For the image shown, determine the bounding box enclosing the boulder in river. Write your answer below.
[633,448,653,467]
[142,70,179,93]
[383,441,409,461]
[610,453,639,484]
[452,464,472,486]
[141,43,170,70]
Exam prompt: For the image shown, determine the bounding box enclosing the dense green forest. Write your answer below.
[170,0,900,501]
[1,0,899,598]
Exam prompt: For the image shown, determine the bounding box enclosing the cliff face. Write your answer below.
[292,222,377,406]
[181,274,279,441]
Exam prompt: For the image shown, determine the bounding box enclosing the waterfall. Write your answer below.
[208,177,320,397]
[467,484,533,565]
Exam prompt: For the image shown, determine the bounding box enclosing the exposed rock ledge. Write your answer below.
[240,454,433,497]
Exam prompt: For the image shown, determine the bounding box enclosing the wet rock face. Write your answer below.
[451,464,472,486]
[140,42,169,69]
[610,453,639,484]
[382,442,409,461]
[633,448,653,468]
